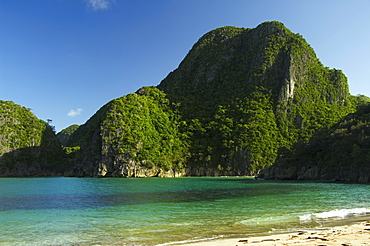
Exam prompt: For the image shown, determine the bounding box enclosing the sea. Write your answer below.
[1,177,369,245]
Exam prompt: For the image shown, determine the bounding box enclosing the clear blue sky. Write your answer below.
[1,0,370,132]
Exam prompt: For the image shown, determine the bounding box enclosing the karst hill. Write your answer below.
[64,21,355,177]
[2,21,366,180]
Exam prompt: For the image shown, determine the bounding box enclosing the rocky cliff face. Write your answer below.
[0,100,66,176]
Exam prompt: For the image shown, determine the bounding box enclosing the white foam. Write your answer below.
[299,214,312,221]
[299,208,370,222]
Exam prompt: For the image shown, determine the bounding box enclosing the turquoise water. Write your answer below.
[1,177,370,245]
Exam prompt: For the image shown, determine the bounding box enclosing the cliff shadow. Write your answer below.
[0,126,67,177]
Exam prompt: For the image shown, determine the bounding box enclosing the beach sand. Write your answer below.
[179,221,370,246]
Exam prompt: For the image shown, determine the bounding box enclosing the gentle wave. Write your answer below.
[299,208,370,222]
[155,235,225,246]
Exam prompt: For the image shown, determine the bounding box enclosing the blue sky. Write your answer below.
[1,0,370,132]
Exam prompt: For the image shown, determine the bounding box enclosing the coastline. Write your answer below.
[176,221,370,246]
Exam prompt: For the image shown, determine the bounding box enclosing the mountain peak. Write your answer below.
[192,21,289,51]
[191,26,247,51]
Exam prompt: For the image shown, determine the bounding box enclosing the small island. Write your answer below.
[2,21,369,182]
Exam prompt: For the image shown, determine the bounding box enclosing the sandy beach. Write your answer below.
[179,221,370,246]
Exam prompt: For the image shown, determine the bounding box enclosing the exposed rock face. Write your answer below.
[96,154,186,178]
[97,162,185,178]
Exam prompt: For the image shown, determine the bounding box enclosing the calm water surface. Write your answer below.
[1,177,369,245]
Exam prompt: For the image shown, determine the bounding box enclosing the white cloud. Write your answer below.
[86,0,112,11]
[67,108,83,117]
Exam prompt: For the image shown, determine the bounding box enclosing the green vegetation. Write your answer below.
[0,100,45,156]
[0,100,66,176]
[57,124,79,146]
[353,94,370,108]
[100,87,188,171]
[158,21,355,174]
[64,21,356,177]
[309,103,370,167]
[2,21,363,178]
[65,87,189,176]
[261,101,370,181]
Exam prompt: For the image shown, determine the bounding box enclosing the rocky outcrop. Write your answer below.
[97,162,185,177]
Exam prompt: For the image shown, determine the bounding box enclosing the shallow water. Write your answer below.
[0,177,369,245]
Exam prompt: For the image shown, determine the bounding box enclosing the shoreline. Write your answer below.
[176,220,370,246]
